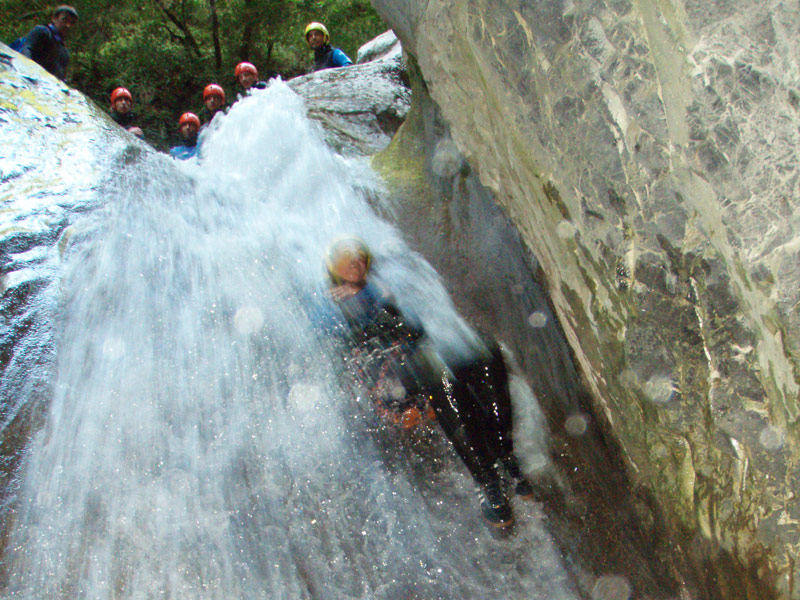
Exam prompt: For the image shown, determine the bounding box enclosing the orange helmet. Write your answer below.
[178,112,200,128]
[203,83,225,102]
[235,62,258,78]
[110,87,132,104]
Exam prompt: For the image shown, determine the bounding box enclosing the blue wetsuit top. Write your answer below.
[311,44,353,72]
[169,145,198,160]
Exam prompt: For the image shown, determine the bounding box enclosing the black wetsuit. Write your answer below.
[20,24,69,80]
[326,282,516,486]
[200,106,227,126]
[111,111,139,130]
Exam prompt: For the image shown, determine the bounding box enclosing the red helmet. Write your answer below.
[110,87,132,104]
[235,62,258,78]
[178,112,200,128]
[203,83,225,102]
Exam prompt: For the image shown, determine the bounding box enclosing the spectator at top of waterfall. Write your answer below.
[109,87,144,138]
[304,22,353,73]
[170,112,200,160]
[19,5,78,81]
[234,62,268,93]
[310,236,535,529]
[201,83,227,123]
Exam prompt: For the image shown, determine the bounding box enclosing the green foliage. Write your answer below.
[1,0,388,149]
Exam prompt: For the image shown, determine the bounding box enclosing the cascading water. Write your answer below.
[3,81,576,599]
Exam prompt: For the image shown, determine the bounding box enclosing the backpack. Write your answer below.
[9,37,26,52]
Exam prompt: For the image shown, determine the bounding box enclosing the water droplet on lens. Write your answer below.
[527,311,547,328]
[759,425,785,451]
[565,413,589,437]
[591,575,631,600]
[389,380,406,400]
[645,375,674,404]
[233,305,264,334]
[102,337,126,359]
[557,220,575,239]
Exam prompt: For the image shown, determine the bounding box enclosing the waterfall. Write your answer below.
[3,81,568,599]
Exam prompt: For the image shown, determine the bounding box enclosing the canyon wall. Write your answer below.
[369,1,800,597]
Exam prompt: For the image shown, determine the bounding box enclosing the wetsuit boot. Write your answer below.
[479,480,513,528]
[501,455,535,500]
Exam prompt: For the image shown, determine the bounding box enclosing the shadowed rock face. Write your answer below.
[369,0,800,597]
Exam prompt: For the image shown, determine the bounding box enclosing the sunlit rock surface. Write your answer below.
[369,1,800,597]
[356,30,402,64]
[0,45,124,453]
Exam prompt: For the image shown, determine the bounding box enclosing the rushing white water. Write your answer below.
[4,81,574,599]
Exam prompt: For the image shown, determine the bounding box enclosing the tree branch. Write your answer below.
[151,0,202,58]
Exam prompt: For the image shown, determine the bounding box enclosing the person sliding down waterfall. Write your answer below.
[312,236,534,528]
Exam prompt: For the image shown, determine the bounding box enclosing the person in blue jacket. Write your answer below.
[304,22,353,73]
[20,5,78,81]
[169,112,200,160]
[315,236,534,528]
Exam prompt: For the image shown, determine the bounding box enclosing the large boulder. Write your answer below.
[287,38,410,156]
[369,1,800,598]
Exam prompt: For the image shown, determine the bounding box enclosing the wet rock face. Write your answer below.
[0,47,119,438]
[369,0,800,597]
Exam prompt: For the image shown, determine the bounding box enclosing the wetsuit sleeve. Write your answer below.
[355,290,425,349]
[305,293,350,338]
[170,146,197,160]
[331,49,353,67]
[368,282,425,340]
[20,26,48,60]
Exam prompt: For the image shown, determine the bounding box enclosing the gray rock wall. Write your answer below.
[369,1,800,597]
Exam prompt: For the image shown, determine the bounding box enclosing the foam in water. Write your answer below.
[3,81,569,599]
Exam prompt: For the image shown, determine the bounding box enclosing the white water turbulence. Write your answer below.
[4,82,574,599]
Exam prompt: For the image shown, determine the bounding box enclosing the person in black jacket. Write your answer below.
[20,5,78,81]
[109,87,144,138]
[304,22,353,73]
[234,62,267,93]
[314,236,534,528]
[200,84,227,125]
